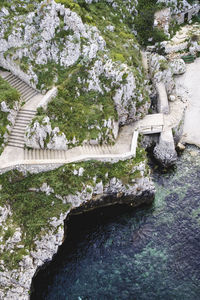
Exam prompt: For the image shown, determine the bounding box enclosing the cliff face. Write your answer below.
[0,151,155,299]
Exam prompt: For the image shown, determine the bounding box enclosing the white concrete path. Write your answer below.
[0,71,165,173]
[175,58,200,147]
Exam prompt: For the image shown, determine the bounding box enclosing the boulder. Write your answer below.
[169,59,186,75]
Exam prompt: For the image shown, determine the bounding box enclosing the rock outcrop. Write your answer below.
[153,130,177,167]
[157,0,193,14]
[149,53,175,96]
[25,116,69,150]
[169,59,186,75]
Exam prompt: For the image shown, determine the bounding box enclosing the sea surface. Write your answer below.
[31,146,200,300]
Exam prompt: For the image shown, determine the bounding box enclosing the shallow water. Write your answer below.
[31,146,200,300]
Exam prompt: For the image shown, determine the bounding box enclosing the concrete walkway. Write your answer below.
[175,58,200,147]
[0,113,164,173]
[0,71,166,173]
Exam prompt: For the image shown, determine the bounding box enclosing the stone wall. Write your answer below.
[156,82,169,114]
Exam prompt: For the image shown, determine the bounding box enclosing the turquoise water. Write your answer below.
[31,147,200,300]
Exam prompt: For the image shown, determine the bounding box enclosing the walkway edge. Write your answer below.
[0,131,139,174]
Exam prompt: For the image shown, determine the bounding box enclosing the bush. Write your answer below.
[135,0,167,46]
[152,28,168,43]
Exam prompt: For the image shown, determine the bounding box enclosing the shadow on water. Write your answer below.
[31,146,200,300]
[30,203,153,300]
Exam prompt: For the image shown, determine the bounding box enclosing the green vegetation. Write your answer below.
[0,76,20,108]
[0,76,20,154]
[75,0,142,67]
[0,147,147,269]
[34,62,118,146]
[134,0,167,46]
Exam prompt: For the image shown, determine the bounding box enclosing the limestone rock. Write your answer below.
[169,59,186,75]
[25,116,68,150]
[149,53,175,96]
[177,142,185,151]
[157,0,192,14]
[40,183,54,195]
[153,130,177,167]
[189,41,200,56]
[169,95,176,102]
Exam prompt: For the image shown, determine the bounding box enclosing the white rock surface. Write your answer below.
[149,53,175,95]
[25,116,68,150]
[0,0,106,90]
[169,59,186,75]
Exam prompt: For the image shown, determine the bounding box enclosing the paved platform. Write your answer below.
[175,58,200,147]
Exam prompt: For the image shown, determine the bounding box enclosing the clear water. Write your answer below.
[31,147,200,300]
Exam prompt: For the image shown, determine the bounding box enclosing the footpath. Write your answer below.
[0,64,184,173]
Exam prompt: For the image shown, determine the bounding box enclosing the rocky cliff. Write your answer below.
[0,149,155,299]
[0,0,150,150]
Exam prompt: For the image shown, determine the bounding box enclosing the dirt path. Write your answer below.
[175,58,200,147]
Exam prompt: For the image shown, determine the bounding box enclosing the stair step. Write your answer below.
[13,125,26,130]
[9,79,23,88]
[12,80,26,89]
[16,116,33,121]
[14,125,28,130]
[15,121,30,126]
[25,91,38,102]
[6,76,20,85]
[17,84,31,94]
[16,119,32,125]
[17,112,35,116]
[11,128,24,135]
[20,109,36,113]
[10,133,24,138]
[7,143,24,149]
[15,117,31,122]
[3,73,13,80]
[14,122,28,126]
[9,138,24,144]
[8,140,24,146]
[17,113,36,119]
[21,88,35,98]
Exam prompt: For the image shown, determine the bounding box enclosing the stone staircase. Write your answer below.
[24,144,116,161]
[3,73,39,103]
[8,109,36,148]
